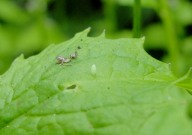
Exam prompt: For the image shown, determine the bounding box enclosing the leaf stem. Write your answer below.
[158,0,180,75]
[133,0,141,38]
[103,0,117,32]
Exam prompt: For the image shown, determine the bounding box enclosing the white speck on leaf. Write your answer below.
[91,64,96,75]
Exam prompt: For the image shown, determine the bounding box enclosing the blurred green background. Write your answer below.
[0,0,192,75]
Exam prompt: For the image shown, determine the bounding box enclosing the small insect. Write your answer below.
[70,51,78,59]
[56,56,71,65]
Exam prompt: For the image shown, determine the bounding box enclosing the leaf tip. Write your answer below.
[74,27,91,38]
[141,36,145,41]
[85,27,91,33]
[99,29,106,38]
[167,62,172,69]
[15,53,25,61]
[167,63,176,76]
[141,36,145,45]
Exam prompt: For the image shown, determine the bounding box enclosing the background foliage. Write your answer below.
[0,0,192,75]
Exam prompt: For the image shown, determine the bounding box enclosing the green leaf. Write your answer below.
[0,28,191,135]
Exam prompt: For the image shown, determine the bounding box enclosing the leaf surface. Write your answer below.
[0,28,191,135]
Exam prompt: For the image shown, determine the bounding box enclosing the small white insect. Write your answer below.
[56,56,71,65]
[91,64,96,75]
